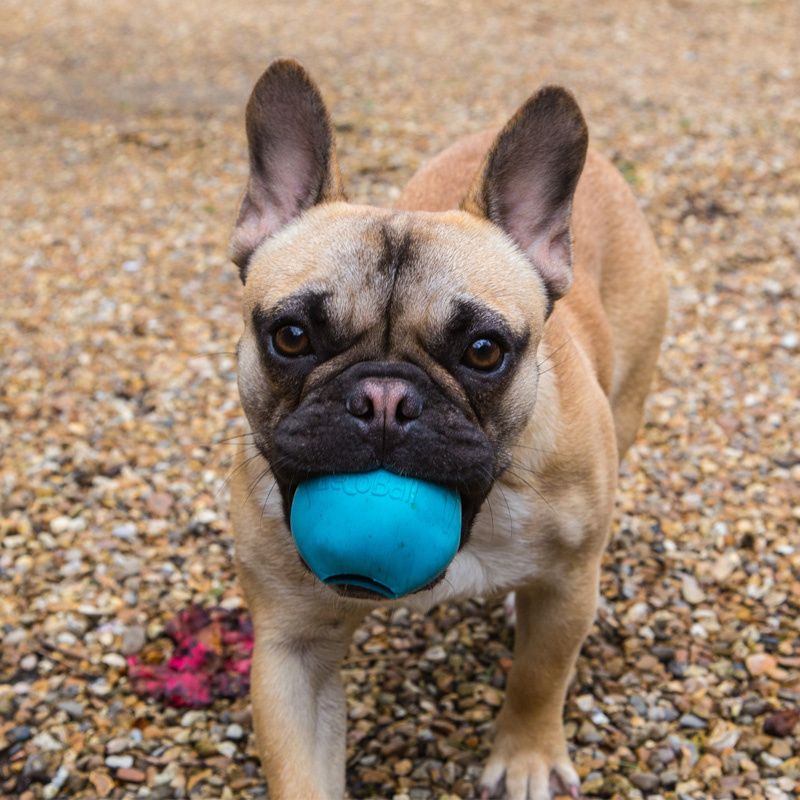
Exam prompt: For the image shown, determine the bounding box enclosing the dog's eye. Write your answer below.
[273,325,312,357]
[462,338,503,372]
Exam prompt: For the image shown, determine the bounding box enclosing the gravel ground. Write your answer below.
[2,1,800,799]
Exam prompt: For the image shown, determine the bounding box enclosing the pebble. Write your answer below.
[101,652,127,669]
[58,700,86,719]
[217,741,238,758]
[780,332,798,349]
[225,724,245,740]
[112,522,138,540]
[121,624,147,655]
[747,652,778,677]
[106,755,134,769]
[679,713,707,729]
[117,767,147,782]
[680,574,704,605]
[9,725,32,742]
[630,772,660,792]
[32,732,64,752]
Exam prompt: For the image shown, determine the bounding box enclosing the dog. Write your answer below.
[226,58,667,800]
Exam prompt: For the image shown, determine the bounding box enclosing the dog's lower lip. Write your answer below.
[330,584,391,601]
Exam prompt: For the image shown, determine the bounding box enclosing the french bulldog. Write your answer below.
[227,58,667,800]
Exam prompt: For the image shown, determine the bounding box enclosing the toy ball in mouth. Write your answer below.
[290,470,461,599]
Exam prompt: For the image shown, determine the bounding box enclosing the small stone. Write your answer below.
[761,752,784,768]
[89,772,114,795]
[577,721,604,744]
[707,720,741,751]
[660,769,679,787]
[117,767,146,782]
[121,625,147,655]
[581,773,604,794]
[394,759,413,776]
[651,645,675,663]
[32,732,64,751]
[192,509,218,526]
[101,653,127,669]
[181,710,206,727]
[112,522,137,540]
[20,654,38,670]
[226,724,245,740]
[105,737,131,755]
[680,574,704,605]
[106,755,134,769]
[780,332,799,349]
[217,741,238,758]
[746,652,777,677]
[630,772,660,792]
[146,492,174,516]
[680,713,707,729]
[10,725,32,742]
[58,700,85,719]
[771,739,793,759]
[712,552,739,583]
[590,709,610,725]
[575,694,594,713]
[423,646,447,663]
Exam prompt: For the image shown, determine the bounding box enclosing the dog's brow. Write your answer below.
[261,289,331,323]
[444,298,520,343]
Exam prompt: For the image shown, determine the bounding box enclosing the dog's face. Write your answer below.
[231,60,587,555]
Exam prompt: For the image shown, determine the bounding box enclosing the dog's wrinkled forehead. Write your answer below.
[243,203,547,348]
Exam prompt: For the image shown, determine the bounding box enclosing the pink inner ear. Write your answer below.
[502,178,573,298]
[230,144,319,266]
[269,144,319,225]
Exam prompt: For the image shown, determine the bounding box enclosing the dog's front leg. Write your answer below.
[480,562,601,800]
[248,602,360,799]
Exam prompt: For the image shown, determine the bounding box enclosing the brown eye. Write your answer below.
[463,338,502,371]
[273,325,311,357]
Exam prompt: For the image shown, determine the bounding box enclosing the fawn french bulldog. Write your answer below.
[227,58,667,800]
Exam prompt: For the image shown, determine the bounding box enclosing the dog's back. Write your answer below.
[396,132,668,457]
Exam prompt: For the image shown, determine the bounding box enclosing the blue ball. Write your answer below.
[290,470,461,599]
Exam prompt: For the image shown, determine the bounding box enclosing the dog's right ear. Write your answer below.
[229,59,346,282]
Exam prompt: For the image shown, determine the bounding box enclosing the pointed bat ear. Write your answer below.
[461,86,588,308]
[229,58,346,282]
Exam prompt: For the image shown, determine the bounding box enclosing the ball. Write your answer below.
[290,469,461,599]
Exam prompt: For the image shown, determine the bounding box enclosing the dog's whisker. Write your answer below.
[217,452,264,499]
[508,443,559,457]
[538,357,572,377]
[536,334,574,369]
[187,351,238,362]
[503,468,557,516]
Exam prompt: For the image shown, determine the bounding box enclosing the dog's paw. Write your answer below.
[479,745,581,800]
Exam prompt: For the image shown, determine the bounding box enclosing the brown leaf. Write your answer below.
[764,709,799,737]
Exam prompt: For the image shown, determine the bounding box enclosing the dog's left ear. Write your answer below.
[462,86,588,305]
[230,58,346,282]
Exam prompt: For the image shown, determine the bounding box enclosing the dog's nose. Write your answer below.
[345,378,423,429]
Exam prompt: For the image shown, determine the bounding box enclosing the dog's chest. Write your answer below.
[403,481,576,612]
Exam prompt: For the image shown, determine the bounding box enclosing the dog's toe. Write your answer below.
[504,592,517,627]
[479,750,581,800]
[549,766,582,799]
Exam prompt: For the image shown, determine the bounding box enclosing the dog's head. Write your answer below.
[231,59,587,548]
